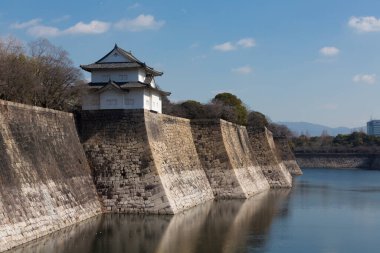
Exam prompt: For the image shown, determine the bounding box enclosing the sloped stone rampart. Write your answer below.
[81,110,214,214]
[274,137,303,175]
[247,128,292,188]
[190,119,269,199]
[144,113,214,213]
[0,100,102,252]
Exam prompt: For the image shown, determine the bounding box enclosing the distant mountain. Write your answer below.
[277,121,365,137]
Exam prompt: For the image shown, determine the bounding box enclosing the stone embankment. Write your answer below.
[81,110,214,214]
[0,100,102,252]
[274,137,303,175]
[190,119,270,199]
[295,153,380,169]
[0,101,299,252]
[247,128,293,188]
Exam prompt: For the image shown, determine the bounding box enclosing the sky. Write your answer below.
[1,0,380,128]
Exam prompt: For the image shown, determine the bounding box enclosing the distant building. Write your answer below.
[367,120,380,137]
[80,44,170,113]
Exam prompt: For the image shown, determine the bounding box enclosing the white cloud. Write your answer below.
[27,25,60,37]
[24,20,110,37]
[232,65,253,74]
[348,16,380,32]
[237,38,256,48]
[353,74,376,84]
[214,38,256,52]
[64,20,110,34]
[319,46,340,56]
[11,18,41,29]
[114,14,165,31]
[213,42,236,52]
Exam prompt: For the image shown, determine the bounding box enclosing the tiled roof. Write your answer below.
[80,44,163,76]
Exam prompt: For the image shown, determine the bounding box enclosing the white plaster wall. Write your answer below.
[100,90,124,110]
[150,78,156,88]
[82,88,161,112]
[124,89,144,109]
[144,89,152,111]
[143,90,162,113]
[138,69,146,83]
[151,92,162,113]
[92,70,139,83]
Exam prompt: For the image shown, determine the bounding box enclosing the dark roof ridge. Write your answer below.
[95,45,143,64]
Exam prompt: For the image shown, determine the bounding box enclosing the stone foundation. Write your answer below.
[190,119,269,198]
[0,100,102,252]
[81,110,214,214]
[274,137,303,175]
[247,128,292,188]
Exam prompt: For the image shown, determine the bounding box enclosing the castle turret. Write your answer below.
[80,44,170,113]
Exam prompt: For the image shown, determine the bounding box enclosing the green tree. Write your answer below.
[247,111,269,133]
[212,92,248,125]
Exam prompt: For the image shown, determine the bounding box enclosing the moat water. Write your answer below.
[9,168,380,253]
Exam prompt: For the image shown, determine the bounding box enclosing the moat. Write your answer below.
[9,168,380,253]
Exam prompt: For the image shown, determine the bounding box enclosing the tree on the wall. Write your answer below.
[0,37,85,111]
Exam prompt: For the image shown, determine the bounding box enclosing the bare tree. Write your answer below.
[0,37,85,111]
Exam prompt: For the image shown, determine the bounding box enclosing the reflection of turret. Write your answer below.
[155,200,213,253]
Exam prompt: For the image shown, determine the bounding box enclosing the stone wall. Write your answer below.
[190,119,269,199]
[81,110,214,214]
[295,153,377,168]
[247,128,292,188]
[0,100,102,252]
[274,137,303,175]
[144,113,214,213]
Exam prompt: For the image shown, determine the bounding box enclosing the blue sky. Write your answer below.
[1,0,380,127]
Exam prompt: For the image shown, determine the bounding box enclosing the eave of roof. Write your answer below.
[87,81,171,96]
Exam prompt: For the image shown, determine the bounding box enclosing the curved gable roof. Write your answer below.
[80,44,163,76]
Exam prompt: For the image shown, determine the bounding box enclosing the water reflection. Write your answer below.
[221,190,290,253]
[9,190,290,253]
[10,168,380,253]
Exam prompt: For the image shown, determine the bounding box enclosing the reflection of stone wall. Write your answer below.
[156,200,213,253]
[0,100,102,252]
[248,128,292,188]
[274,137,303,175]
[191,119,269,199]
[81,110,213,214]
[222,189,290,252]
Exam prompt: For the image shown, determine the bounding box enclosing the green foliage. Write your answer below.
[180,100,206,119]
[291,131,380,153]
[247,111,269,132]
[212,92,248,125]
